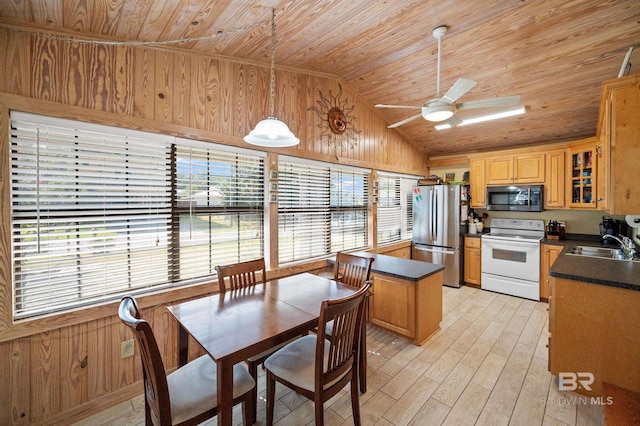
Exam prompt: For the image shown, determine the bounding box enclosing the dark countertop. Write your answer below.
[546,237,640,292]
[348,252,445,281]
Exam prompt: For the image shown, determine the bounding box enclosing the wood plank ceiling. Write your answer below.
[1,0,639,157]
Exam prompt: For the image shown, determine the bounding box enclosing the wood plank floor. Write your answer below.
[71,286,605,426]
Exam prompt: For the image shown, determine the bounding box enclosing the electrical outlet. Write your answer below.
[120,339,135,359]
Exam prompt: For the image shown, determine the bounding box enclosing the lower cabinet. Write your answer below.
[549,277,640,396]
[540,243,563,300]
[369,270,443,345]
[464,237,481,286]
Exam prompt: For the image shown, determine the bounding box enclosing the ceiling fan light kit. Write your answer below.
[244,9,300,148]
[435,105,526,130]
[376,24,522,129]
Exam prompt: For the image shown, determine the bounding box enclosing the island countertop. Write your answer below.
[348,251,445,281]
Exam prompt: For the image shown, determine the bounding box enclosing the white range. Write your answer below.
[481,218,545,301]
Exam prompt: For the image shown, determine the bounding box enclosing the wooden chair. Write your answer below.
[215,258,266,292]
[264,283,371,426]
[330,252,374,393]
[215,257,299,423]
[118,296,255,426]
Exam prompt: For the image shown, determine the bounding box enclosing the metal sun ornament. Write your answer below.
[308,84,360,158]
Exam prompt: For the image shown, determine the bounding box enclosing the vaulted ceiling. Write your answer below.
[1,0,638,157]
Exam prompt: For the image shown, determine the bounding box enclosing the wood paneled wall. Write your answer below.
[0,29,426,424]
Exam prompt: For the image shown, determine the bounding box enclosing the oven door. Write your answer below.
[481,237,540,282]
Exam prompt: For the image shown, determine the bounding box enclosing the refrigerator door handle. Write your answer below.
[414,246,456,255]
[433,190,438,240]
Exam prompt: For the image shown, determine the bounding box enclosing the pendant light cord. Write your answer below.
[269,8,276,118]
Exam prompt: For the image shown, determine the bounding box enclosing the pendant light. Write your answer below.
[244,9,300,147]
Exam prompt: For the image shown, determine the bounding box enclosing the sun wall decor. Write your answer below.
[308,84,361,158]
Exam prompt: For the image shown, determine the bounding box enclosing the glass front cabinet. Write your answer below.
[569,144,598,208]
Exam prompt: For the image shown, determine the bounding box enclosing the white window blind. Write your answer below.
[377,172,419,244]
[10,112,173,319]
[9,112,265,319]
[174,141,264,279]
[278,158,368,264]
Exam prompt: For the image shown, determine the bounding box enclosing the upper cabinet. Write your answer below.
[599,75,640,214]
[486,153,545,185]
[544,150,566,209]
[469,158,486,208]
[567,140,599,209]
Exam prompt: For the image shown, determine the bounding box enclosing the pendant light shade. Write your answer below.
[244,9,299,147]
[244,117,300,146]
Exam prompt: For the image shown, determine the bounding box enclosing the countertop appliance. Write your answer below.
[599,216,628,237]
[481,218,545,300]
[486,185,543,212]
[411,184,465,288]
[626,215,640,246]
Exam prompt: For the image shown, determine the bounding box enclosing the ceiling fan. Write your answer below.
[376,25,522,129]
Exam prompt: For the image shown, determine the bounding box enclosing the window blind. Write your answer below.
[278,157,368,264]
[9,112,265,319]
[377,172,419,244]
[10,112,173,318]
[174,141,264,280]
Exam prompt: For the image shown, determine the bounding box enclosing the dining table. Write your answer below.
[167,272,359,426]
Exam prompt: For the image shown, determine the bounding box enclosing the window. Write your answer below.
[377,172,418,244]
[9,112,264,319]
[278,157,368,264]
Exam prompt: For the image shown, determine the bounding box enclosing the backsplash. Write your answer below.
[475,209,627,236]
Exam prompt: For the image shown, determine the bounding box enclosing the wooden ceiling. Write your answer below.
[1,0,639,157]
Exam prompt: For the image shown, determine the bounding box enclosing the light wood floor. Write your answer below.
[72,285,605,426]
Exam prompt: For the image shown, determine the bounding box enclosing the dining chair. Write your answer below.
[118,295,255,426]
[264,282,371,426]
[215,257,299,423]
[330,252,374,393]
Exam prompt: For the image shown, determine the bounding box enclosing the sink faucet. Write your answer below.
[603,234,637,259]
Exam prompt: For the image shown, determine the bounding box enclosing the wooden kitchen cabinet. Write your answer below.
[540,243,562,300]
[369,270,443,345]
[549,276,640,397]
[568,140,598,208]
[544,150,566,209]
[599,75,640,214]
[464,237,481,287]
[469,158,486,208]
[486,153,545,185]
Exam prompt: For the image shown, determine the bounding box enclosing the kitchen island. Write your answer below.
[349,252,445,345]
[548,247,640,397]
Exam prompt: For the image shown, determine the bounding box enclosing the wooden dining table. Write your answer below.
[167,272,358,426]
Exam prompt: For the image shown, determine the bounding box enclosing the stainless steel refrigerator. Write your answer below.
[411,184,464,288]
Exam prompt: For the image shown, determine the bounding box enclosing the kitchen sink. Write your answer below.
[566,245,639,262]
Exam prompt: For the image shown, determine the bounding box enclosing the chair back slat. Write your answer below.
[216,258,266,292]
[118,296,172,425]
[315,282,370,390]
[334,252,373,289]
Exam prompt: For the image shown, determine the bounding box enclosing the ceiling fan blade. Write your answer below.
[440,78,477,104]
[388,113,423,128]
[375,104,422,110]
[456,95,521,110]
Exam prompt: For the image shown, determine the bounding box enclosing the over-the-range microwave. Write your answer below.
[486,185,544,212]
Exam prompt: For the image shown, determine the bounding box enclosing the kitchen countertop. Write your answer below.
[546,237,640,292]
[347,251,445,281]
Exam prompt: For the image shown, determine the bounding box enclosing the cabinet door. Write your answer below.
[464,246,481,285]
[369,273,415,338]
[569,145,597,208]
[469,158,486,208]
[486,156,514,184]
[544,150,566,209]
[540,244,563,300]
[610,84,640,213]
[514,153,545,183]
